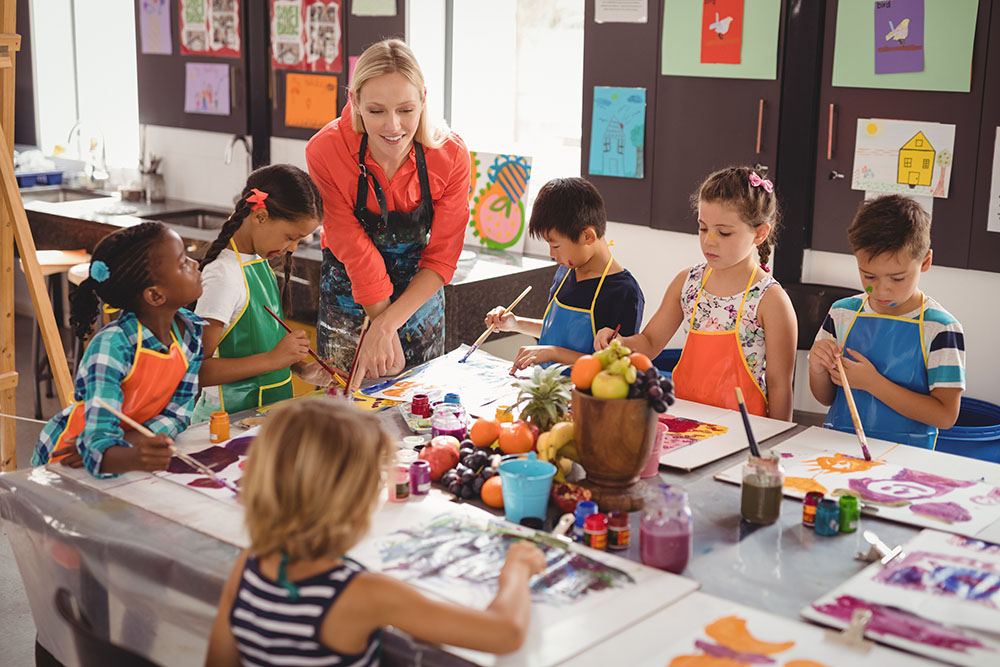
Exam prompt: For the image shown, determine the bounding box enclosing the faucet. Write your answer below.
[225,135,252,181]
[67,120,109,188]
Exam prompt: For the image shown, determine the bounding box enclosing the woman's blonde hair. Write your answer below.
[349,38,446,148]
[241,397,392,560]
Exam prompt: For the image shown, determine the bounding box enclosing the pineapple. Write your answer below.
[513,364,573,432]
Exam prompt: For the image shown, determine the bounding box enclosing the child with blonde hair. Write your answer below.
[206,398,545,665]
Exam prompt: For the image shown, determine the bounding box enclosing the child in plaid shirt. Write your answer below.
[33,221,206,477]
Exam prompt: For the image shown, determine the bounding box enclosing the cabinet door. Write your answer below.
[810,0,991,269]
[650,3,786,233]
[969,2,1000,273]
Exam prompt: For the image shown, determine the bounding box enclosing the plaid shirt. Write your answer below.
[32,309,205,478]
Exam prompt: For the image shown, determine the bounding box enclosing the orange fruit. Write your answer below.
[481,475,504,508]
[629,352,653,372]
[498,421,536,454]
[571,355,603,390]
[470,418,501,448]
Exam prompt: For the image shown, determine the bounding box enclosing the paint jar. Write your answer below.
[431,403,467,440]
[607,510,631,550]
[395,449,418,466]
[443,392,461,405]
[402,435,425,449]
[814,499,840,536]
[410,394,431,418]
[839,495,860,533]
[495,405,514,423]
[573,500,598,542]
[640,485,692,574]
[389,464,410,502]
[583,513,608,550]
[802,491,823,528]
[410,460,431,496]
[740,453,784,525]
[209,411,230,443]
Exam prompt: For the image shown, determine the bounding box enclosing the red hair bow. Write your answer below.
[749,172,773,193]
[246,188,269,211]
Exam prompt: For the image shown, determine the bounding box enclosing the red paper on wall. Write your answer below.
[270,0,343,73]
[179,0,241,58]
[700,0,744,65]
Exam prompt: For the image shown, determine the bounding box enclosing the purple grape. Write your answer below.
[652,400,667,413]
[472,477,485,493]
[481,468,496,480]
[460,484,474,499]
[461,469,475,484]
[447,480,462,494]
[648,385,663,400]
[645,367,658,379]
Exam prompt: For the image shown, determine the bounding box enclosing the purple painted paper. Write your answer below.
[140,0,172,55]
[874,0,925,75]
[184,62,231,116]
[910,501,972,523]
[849,467,975,504]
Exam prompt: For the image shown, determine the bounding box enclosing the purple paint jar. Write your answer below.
[410,460,431,496]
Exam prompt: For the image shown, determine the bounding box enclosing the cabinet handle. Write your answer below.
[756,99,765,154]
[826,103,836,160]
[829,170,845,180]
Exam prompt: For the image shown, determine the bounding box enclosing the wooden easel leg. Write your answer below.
[0,0,17,470]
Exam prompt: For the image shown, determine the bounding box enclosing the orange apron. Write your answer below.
[672,266,768,417]
[50,321,190,460]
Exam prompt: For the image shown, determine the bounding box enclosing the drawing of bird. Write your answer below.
[885,18,910,45]
[709,12,734,39]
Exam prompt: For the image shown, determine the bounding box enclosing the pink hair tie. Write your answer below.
[749,172,773,193]
[246,188,269,211]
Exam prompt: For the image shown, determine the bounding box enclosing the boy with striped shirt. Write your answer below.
[808,195,965,449]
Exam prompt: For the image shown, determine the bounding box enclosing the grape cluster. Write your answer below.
[593,339,637,383]
[440,440,497,499]
[628,367,676,413]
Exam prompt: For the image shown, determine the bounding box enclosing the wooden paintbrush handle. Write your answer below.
[836,357,868,445]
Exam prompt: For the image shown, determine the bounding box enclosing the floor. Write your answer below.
[2,314,66,667]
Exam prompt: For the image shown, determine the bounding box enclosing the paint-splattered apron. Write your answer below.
[317,135,445,371]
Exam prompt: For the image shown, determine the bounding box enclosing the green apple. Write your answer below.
[590,370,629,399]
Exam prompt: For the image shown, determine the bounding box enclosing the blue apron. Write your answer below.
[317,135,445,371]
[825,294,937,449]
[538,255,614,353]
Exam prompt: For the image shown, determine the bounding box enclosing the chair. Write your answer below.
[55,588,159,667]
[783,282,857,351]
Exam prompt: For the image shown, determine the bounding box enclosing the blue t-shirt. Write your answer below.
[547,266,644,337]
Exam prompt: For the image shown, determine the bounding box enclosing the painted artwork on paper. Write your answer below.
[179,0,241,57]
[184,63,231,116]
[588,87,646,179]
[284,72,339,129]
[874,0,924,75]
[270,0,342,72]
[659,415,728,451]
[139,0,172,55]
[157,433,255,504]
[700,0,744,64]
[852,118,955,198]
[464,152,532,252]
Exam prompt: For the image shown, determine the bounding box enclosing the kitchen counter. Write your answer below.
[21,189,557,350]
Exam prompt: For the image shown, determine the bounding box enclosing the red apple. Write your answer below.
[418,440,460,481]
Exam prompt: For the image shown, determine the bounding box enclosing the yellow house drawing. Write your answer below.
[897,131,935,187]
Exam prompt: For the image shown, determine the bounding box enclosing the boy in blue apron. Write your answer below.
[809,195,965,449]
[484,178,644,371]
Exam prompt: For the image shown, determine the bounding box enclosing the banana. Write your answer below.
[558,443,579,462]
[553,456,573,483]
[536,432,553,462]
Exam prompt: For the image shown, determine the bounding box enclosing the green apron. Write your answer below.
[217,239,294,414]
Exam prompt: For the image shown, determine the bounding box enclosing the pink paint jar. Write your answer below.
[411,394,431,418]
[640,485,692,574]
[640,421,666,478]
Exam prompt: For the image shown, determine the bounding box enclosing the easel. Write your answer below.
[0,1,74,471]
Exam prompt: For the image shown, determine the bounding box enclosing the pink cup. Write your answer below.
[640,422,666,478]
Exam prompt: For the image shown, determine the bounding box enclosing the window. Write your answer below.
[903,157,912,168]
[409,0,584,204]
[923,159,930,169]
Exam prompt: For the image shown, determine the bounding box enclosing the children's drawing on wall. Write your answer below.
[464,152,533,252]
[700,0,744,64]
[284,72,339,129]
[874,0,925,75]
[139,0,172,55]
[987,128,1000,233]
[179,0,241,57]
[271,0,304,67]
[588,87,646,180]
[183,62,231,116]
[270,0,342,72]
[305,0,342,71]
[659,415,728,451]
[851,118,955,199]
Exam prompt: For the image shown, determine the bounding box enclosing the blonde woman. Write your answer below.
[205,398,545,665]
[306,39,471,390]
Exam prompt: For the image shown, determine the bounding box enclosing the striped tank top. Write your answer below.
[229,556,379,667]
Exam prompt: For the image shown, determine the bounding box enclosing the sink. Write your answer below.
[155,209,230,230]
[19,187,109,203]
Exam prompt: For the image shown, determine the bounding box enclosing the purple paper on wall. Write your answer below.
[874,0,924,75]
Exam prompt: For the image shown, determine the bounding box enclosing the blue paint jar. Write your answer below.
[573,500,598,542]
[814,499,840,536]
[443,392,461,404]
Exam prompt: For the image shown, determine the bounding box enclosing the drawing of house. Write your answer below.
[897,131,935,187]
[602,120,625,176]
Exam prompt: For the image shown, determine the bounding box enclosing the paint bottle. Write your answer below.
[573,500,598,542]
[410,394,431,418]
[209,411,230,443]
[389,464,410,502]
[402,435,425,449]
[802,491,823,528]
[740,453,784,525]
[495,405,514,423]
[443,392,461,405]
[640,485,692,574]
[431,403,467,440]
[583,513,608,550]
[395,449,418,467]
[838,495,860,533]
[607,510,631,550]
[410,460,431,496]
[814,499,840,536]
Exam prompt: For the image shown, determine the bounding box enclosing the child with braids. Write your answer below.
[192,164,327,422]
[595,167,797,420]
[33,221,206,477]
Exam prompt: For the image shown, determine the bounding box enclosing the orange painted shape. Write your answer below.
[785,661,830,667]
[784,476,829,495]
[669,656,745,667]
[704,616,795,655]
[804,452,884,475]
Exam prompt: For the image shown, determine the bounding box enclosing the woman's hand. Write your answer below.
[350,318,404,391]
[293,361,340,387]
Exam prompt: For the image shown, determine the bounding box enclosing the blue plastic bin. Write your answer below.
[935,398,1000,464]
[653,348,682,381]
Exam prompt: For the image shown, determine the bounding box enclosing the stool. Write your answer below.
[19,249,91,419]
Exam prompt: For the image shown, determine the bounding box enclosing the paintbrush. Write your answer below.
[262,304,347,387]
[92,397,239,494]
[345,316,371,393]
[610,324,621,341]
[460,285,533,363]
[734,387,762,458]
[836,356,872,461]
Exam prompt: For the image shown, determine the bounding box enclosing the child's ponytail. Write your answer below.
[69,278,102,341]
[200,198,253,271]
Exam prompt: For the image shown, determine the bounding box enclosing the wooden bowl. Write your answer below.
[572,388,657,511]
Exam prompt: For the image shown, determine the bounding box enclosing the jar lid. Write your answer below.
[443,392,461,404]
[402,436,425,448]
[584,513,608,530]
[574,500,598,519]
[607,510,629,527]
[396,449,418,464]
